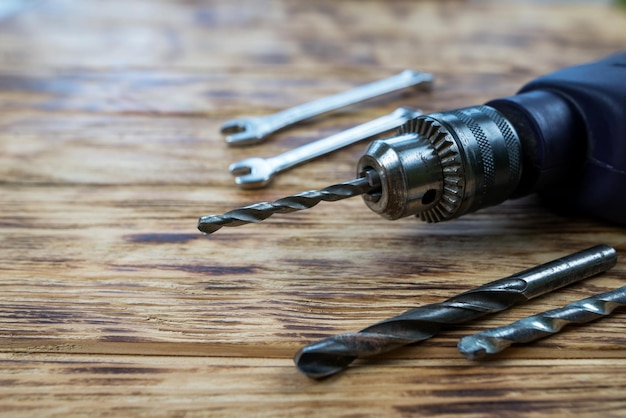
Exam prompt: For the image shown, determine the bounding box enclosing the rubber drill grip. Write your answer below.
[519,52,626,225]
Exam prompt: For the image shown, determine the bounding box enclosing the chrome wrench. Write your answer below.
[229,106,422,189]
[221,70,433,146]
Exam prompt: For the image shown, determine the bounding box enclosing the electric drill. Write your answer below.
[198,52,626,233]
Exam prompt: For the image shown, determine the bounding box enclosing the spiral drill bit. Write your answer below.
[294,245,617,379]
[197,171,379,234]
[458,285,626,360]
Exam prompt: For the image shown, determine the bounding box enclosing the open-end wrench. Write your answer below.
[221,70,433,146]
[229,107,422,189]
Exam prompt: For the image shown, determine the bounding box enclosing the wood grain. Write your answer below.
[2,354,626,417]
[1,0,626,416]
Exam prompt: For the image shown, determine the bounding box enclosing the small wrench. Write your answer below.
[229,107,422,189]
[221,70,433,146]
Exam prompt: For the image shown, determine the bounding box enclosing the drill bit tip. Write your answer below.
[294,331,409,379]
[294,336,357,379]
[197,215,229,234]
[457,337,497,361]
[197,174,378,234]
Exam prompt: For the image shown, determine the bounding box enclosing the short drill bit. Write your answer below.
[458,285,626,360]
[294,245,617,379]
[197,172,378,234]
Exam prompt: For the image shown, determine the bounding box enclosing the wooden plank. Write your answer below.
[2,0,626,416]
[1,185,625,357]
[1,354,626,417]
[0,1,625,73]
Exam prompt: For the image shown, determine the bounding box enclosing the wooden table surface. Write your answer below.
[2,1,626,416]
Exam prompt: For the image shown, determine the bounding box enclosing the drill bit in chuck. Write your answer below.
[458,285,626,360]
[294,245,617,379]
[197,171,379,234]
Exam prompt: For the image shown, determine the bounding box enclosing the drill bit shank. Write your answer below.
[458,285,626,360]
[294,245,617,378]
[198,173,378,234]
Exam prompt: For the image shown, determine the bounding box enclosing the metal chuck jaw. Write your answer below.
[357,105,524,222]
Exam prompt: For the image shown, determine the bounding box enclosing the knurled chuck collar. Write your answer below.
[357,105,523,222]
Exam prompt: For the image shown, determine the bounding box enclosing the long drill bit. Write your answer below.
[293,245,617,379]
[458,285,626,360]
[198,173,378,234]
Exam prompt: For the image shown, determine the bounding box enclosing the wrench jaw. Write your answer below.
[221,118,272,147]
[229,158,275,189]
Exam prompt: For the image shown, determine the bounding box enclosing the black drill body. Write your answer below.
[490,52,626,224]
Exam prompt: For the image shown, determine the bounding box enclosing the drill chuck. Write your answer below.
[357,106,523,222]
[358,52,626,225]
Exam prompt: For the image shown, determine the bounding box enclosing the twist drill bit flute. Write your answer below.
[197,169,379,234]
[458,285,626,360]
[293,245,617,379]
